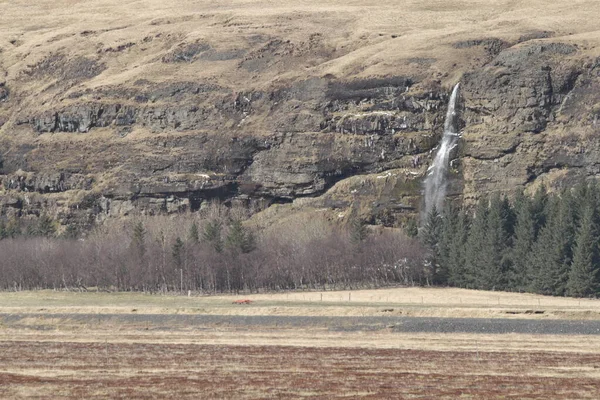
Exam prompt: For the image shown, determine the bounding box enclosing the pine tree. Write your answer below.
[530,194,575,295]
[480,194,510,290]
[527,195,557,292]
[567,204,599,297]
[576,181,600,227]
[588,181,600,215]
[447,210,470,287]
[437,204,460,285]
[203,220,223,253]
[508,190,535,291]
[226,219,256,254]
[36,214,56,237]
[350,217,369,244]
[572,182,589,221]
[172,237,184,269]
[531,183,549,238]
[420,206,442,283]
[188,221,200,244]
[404,218,418,238]
[131,221,147,258]
[0,220,6,240]
[500,195,516,240]
[464,197,489,288]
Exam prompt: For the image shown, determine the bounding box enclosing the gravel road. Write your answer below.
[2,313,600,335]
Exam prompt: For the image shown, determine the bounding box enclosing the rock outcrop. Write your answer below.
[1,0,599,231]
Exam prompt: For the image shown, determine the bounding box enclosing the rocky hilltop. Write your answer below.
[0,0,599,230]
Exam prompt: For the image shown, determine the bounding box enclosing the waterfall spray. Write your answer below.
[423,83,461,217]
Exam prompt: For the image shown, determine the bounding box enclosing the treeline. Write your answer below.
[4,183,599,297]
[0,203,426,292]
[422,183,600,297]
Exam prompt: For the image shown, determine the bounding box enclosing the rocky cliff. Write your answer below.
[0,0,599,231]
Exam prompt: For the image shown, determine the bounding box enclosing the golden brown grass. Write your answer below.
[2,0,599,94]
[4,327,600,355]
[1,331,600,399]
[1,287,599,319]
[2,287,600,398]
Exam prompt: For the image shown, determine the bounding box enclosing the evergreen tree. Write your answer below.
[508,190,535,291]
[531,183,549,238]
[131,221,147,258]
[588,181,600,215]
[567,204,600,297]
[404,218,419,238]
[203,220,223,253]
[437,204,460,285]
[226,219,256,254]
[527,194,558,292]
[0,220,6,240]
[350,217,369,244]
[500,195,516,240]
[575,181,600,227]
[36,214,56,237]
[447,209,470,287]
[188,221,200,244]
[172,237,184,269]
[464,197,489,288]
[572,182,589,221]
[480,194,510,290]
[530,194,575,295]
[420,206,442,283]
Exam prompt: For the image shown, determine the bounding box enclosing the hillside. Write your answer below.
[1,0,600,229]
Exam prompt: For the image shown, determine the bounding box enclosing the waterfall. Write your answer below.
[423,83,461,217]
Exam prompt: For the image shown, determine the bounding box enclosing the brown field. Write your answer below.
[1,286,599,319]
[2,339,600,399]
[1,287,600,398]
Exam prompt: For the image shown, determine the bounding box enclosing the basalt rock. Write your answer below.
[1,31,599,230]
[460,42,599,202]
[2,172,94,193]
[0,84,8,102]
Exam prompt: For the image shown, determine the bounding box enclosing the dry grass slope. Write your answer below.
[2,0,599,97]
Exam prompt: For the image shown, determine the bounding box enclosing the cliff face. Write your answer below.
[0,0,599,230]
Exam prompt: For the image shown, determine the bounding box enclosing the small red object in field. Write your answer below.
[232,299,252,304]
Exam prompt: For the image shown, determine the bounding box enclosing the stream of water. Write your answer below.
[423,83,461,217]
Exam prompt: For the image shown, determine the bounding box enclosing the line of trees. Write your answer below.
[0,203,427,293]
[3,183,599,297]
[421,183,600,297]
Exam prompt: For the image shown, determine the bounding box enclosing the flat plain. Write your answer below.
[1,287,600,399]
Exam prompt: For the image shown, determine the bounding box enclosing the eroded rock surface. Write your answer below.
[1,1,599,230]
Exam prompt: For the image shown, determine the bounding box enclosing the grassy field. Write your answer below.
[1,287,600,398]
[1,286,599,319]
[2,339,600,399]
